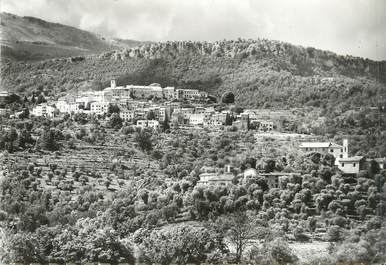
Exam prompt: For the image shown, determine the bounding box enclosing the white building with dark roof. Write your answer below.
[32,103,56,118]
[299,139,349,165]
[119,110,134,121]
[136,120,160,130]
[197,165,235,186]
[338,156,365,174]
[90,102,110,114]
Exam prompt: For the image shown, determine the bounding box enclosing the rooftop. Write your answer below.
[339,156,364,162]
[299,142,342,148]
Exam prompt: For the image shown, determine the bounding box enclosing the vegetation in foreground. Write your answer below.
[0,112,385,264]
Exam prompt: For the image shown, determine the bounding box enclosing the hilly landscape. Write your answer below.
[1,12,386,264]
[1,13,386,150]
[0,12,145,61]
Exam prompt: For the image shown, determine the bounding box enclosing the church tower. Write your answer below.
[111,79,116,89]
[343,139,349,158]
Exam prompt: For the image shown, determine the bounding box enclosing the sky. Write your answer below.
[1,0,386,60]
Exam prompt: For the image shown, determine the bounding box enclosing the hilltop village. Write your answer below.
[0,81,385,264]
[0,81,275,132]
[24,80,273,132]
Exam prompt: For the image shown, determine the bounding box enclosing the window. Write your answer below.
[341,163,345,167]
[330,149,333,152]
[353,163,356,167]
[341,148,343,152]
[340,154,343,158]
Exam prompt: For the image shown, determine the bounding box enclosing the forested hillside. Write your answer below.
[2,39,385,107]
[0,12,145,60]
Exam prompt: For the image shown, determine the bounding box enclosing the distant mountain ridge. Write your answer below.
[102,40,386,83]
[0,13,385,113]
[0,12,146,60]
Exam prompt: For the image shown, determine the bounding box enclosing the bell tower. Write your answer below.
[111,79,116,89]
[343,139,348,158]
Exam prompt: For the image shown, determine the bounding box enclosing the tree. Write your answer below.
[2,231,40,264]
[222,92,235,104]
[134,129,153,152]
[217,211,258,262]
[293,226,310,242]
[37,129,60,151]
[134,225,226,264]
[0,128,19,152]
[18,129,34,149]
[108,104,120,115]
[325,225,344,242]
[109,113,123,129]
[19,108,30,119]
[269,238,298,264]
[36,94,46,104]
[264,159,276,173]
[248,235,298,264]
[147,110,156,120]
[225,113,233,126]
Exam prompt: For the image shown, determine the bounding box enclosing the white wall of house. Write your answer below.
[338,161,360,174]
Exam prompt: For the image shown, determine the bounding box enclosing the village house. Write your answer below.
[119,110,135,121]
[56,98,84,114]
[258,120,274,131]
[338,156,365,175]
[56,99,69,113]
[158,107,169,122]
[205,112,227,127]
[136,120,160,130]
[242,168,258,182]
[233,113,249,130]
[68,102,82,113]
[204,107,216,114]
[194,106,206,114]
[243,109,259,120]
[32,103,56,118]
[299,139,349,165]
[171,112,186,126]
[90,102,110,115]
[146,120,160,130]
[175,89,208,100]
[188,113,207,126]
[0,91,9,103]
[102,80,179,101]
[197,165,235,186]
[174,107,195,117]
[0,108,10,117]
[129,83,164,99]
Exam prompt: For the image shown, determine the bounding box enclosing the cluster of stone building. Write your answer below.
[29,80,274,131]
[198,139,386,187]
[31,80,206,116]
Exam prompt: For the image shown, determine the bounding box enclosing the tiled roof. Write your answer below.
[339,156,364,162]
[299,142,342,148]
[210,173,234,181]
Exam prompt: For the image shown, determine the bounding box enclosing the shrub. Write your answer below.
[325,225,344,242]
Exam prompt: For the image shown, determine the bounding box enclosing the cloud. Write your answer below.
[1,0,385,60]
